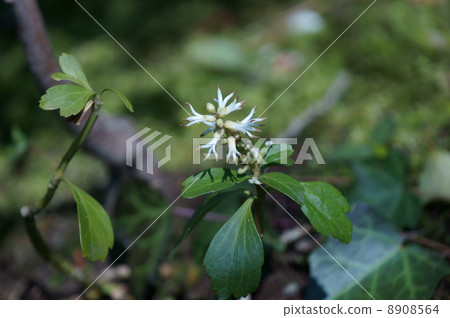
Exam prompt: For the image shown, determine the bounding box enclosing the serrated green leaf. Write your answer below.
[204,198,263,299]
[309,204,450,299]
[51,72,79,83]
[39,84,93,117]
[259,172,352,243]
[182,168,249,199]
[64,179,114,262]
[263,143,294,166]
[58,53,93,91]
[300,181,353,243]
[102,88,134,112]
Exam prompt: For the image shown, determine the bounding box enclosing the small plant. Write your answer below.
[177,87,353,299]
[21,53,133,283]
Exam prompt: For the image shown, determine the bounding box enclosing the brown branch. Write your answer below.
[7,0,58,90]
[402,232,450,259]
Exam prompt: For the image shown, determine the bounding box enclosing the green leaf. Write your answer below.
[102,88,134,113]
[64,179,114,262]
[259,172,352,243]
[300,182,353,243]
[52,72,80,83]
[309,204,450,299]
[58,53,93,91]
[204,198,264,299]
[419,150,450,203]
[39,84,93,117]
[263,143,294,166]
[349,157,422,228]
[182,168,249,199]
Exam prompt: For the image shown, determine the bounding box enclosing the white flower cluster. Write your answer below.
[183,87,265,164]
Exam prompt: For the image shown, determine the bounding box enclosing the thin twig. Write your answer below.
[402,232,450,258]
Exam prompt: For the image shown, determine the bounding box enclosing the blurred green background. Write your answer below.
[1,0,449,299]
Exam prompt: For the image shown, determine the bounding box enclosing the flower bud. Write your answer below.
[204,115,216,122]
[218,108,228,118]
[206,102,216,114]
[216,118,224,128]
[238,165,249,175]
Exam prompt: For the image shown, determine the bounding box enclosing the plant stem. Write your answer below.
[22,97,101,217]
[23,215,88,285]
[21,96,102,284]
[254,184,266,236]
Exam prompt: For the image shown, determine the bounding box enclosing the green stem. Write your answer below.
[22,97,101,217]
[20,95,102,285]
[23,215,88,285]
[254,184,266,236]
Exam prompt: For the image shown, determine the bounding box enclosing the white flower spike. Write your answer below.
[224,107,266,138]
[226,136,241,164]
[199,130,224,160]
[183,103,216,127]
[218,97,246,117]
[184,87,265,163]
[214,86,235,110]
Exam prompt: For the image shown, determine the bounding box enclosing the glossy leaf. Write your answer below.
[300,181,353,243]
[204,198,263,299]
[58,53,93,91]
[39,84,93,117]
[259,172,352,243]
[309,204,450,299]
[64,179,114,262]
[182,168,249,199]
[102,88,134,113]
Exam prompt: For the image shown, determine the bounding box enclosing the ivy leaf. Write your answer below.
[102,88,134,113]
[182,168,249,199]
[263,143,294,166]
[64,179,114,262]
[204,198,264,299]
[56,53,93,91]
[259,172,352,243]
[349,157,422,228]
[309,204,450,299]
[39,84,93,117]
